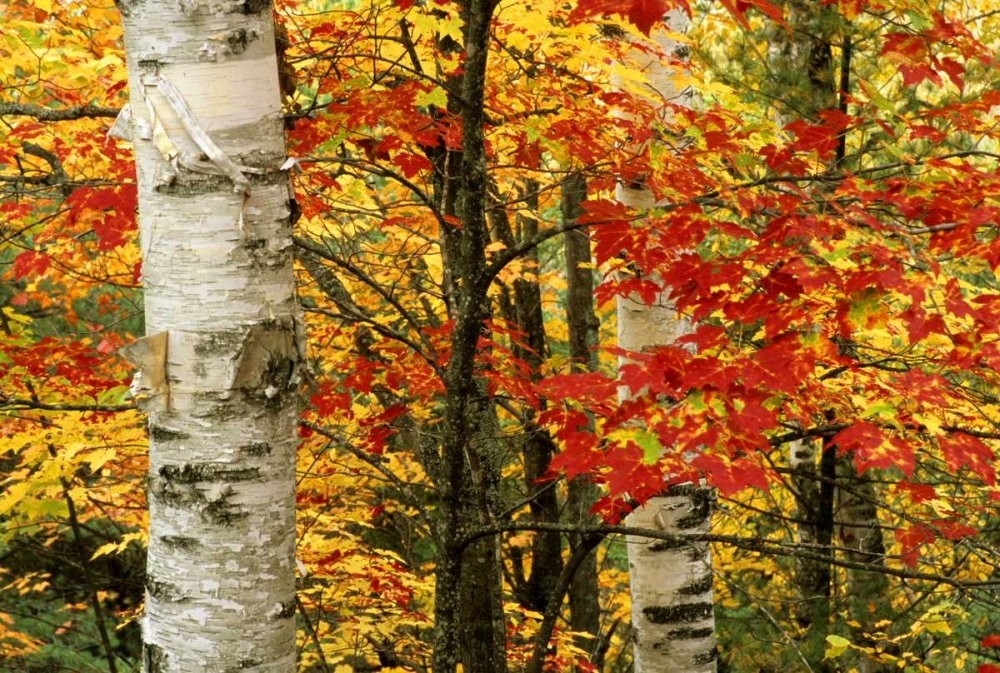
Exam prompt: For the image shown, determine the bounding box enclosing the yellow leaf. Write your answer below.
[91,541,120,560]
[87,447,117,472]
[923,618,951,635]
[0,481,31,516]
[824,634,851,660]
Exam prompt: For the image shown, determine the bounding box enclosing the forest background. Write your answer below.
[2,0,1000,671]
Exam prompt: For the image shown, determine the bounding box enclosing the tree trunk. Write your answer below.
[514,182,564,614]
[837,458,893,673]
[117,2,301,672]
[431,0,505,668]
[562,172,603,661]
[490,181,563,614]
[618,295,716,672]
[788,438,834,669]
[613,11,717,672]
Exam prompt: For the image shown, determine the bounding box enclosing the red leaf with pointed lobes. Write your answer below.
[11,251,49,279]
[537,371,618,407]
[895,481,937,503]
[578,199,630,224]
[895,523,935,568]
[897,369,949,406]
[617,345,689,398]
[682,356,739,392]
[395,152,432,178]
[934,518,977,541]
[542,407,601,479]
[725,395,777,446]
[691,453,770,496]
[939,57,965,92]
[939,433,996,485]
[741,0,784,23]
[832,422,914,476]
[582,208,632,267]
[310,382,352,418]
[900,304,946,343]
[614,276,663,306]
[742,334,815,395]
[569,0,690,36]
[785,116,843,159]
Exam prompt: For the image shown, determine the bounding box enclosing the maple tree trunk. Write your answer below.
[614,12,717,672]
[490,180,564,613]
[432,0,506,668]
[117,3,300,671]
[514,183,564,614]
[562,172,604,658]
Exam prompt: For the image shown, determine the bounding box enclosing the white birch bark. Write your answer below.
[619,296,716,672]
[615,12,717,672]
[116,2,301,671]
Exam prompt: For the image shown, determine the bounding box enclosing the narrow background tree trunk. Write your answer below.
[562,172,604,663]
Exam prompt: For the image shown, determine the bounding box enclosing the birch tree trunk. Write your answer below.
[116,3,301,671]
[615,12,717,671]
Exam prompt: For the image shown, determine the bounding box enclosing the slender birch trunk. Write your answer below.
[116,3,301,671]
[618,296,716,672]
[615,12,717,671]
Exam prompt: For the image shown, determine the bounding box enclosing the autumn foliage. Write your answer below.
[2,0,1000,670]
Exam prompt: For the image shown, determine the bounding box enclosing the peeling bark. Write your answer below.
[118,2,301,670]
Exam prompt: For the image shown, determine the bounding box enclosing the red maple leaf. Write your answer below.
[569,0,690,36]
[832,422,914,476]
[11,250,49,279]
[895,523,934,568]
[395,152,432,178]
[939,433,996,485]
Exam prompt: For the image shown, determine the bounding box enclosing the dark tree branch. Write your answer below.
[0,102,120,120]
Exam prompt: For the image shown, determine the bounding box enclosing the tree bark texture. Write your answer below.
[512,183,564,614]
[614,11,717,672]
[117,2,301,671]
[618,295,716,672]
[562,172,603,658]
[431,0,505,668]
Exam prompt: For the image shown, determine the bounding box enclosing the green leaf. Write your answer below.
[633,430,662,465]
